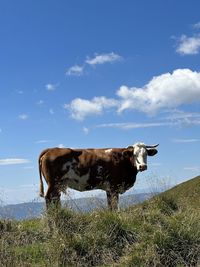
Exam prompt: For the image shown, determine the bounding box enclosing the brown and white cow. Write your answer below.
[39,143,159,210]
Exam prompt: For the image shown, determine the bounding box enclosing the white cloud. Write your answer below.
[66,65,84,76]
[166,109,200,121]
[193,22,200,29]
[166,110,200,127]
[172,138,200,143]
[176,35,200,55]
[117,69,200,114]
[183,166,200,172]
[93,109,200,130]
[83,127,89,134]
[66,69,200,120]
[66,52,122,76]
[96,121,172,130]
[35,140,52,144]
[19,114,29,120]
[0,158,30,165]
[85,52,122,66]
[65,96,118,120]
[58,144,65,148]
[49,108,54,115]
[45,83,58,91]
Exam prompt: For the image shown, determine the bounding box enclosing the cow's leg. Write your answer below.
[45,185,52,209]
[106,190,119,211]
[51,190,61,208]
[45,184,61,209]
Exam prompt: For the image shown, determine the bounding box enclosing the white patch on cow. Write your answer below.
[62,159,76,171]
[66,172,90,191]
[61,159,90,191]
[105,149,112,153]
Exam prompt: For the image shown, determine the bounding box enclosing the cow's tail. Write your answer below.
[38,149,49,198]
[39,154,44,198]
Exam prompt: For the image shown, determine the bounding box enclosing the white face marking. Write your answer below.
[61,159,90,191]
[105,149,112,153]
[133,144,148,172]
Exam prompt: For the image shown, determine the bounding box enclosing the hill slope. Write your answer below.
[161,175,200,208]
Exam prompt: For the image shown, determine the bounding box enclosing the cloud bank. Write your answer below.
[117,68,200,113]
[66,69,200,120]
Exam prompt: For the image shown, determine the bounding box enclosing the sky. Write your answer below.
[0,0,200,204]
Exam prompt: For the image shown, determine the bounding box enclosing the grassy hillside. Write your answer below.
[0,176,200,267]
[161,175,200,208]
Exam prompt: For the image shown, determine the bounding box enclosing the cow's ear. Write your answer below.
[147,148,157,156]
[123,149,133,158]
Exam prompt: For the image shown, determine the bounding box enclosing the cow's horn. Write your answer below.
[145,144,159,148]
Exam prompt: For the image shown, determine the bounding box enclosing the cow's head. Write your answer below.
[126,142,159,172]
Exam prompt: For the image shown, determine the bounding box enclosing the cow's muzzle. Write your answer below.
[139,164,147,172]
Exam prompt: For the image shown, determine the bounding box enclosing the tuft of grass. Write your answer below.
[42,208,137,266]
[118,197,200,267]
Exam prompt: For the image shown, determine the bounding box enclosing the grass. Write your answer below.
[160,175,200,208]
[0,175,200,266]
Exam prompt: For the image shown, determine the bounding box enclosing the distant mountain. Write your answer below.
[0,202,44,221]
[0,193,153,220]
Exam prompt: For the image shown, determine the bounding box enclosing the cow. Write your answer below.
[39,143,159,210]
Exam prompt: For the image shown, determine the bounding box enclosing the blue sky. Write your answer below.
[0,0,200,204]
